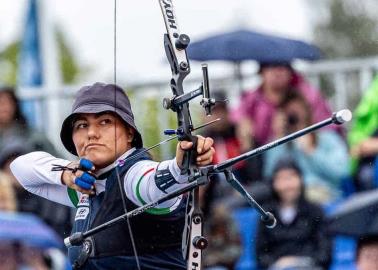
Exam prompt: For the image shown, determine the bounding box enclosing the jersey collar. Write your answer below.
[95,147,136,177]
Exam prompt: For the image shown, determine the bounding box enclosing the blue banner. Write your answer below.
[18,0,43,128]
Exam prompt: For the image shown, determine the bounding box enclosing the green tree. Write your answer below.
[312,0,378,58]
[56,27,86,84]
[0,41,19,85]
[0,26,83,86]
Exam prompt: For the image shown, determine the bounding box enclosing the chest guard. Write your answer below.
[89,149,186,258]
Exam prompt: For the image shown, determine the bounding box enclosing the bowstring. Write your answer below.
[113,1,141,269]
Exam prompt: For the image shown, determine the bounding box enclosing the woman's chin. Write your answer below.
[82,153,113,169]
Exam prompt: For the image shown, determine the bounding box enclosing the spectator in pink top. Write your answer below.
[233,63,335,149]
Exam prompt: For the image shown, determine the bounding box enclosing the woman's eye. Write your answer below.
[100,118,112,125]
[74,122,87,129]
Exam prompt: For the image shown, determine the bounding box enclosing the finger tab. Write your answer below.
[75,178,92,190]
[81,172,96,184]
[79,159,94,171]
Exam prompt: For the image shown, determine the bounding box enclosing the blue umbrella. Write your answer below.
[327,190,378,237]
[187,29,321,63]
[0,211,62,249]
[187,29,321,91]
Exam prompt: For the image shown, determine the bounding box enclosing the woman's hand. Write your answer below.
[61,159,96,195]
[176,135,215,168]
[296,134,316,154]
[271,110,287,139]
[351,138,378,158]
[236,118,254,151]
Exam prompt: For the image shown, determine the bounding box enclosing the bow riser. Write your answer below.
[159,1,207,269]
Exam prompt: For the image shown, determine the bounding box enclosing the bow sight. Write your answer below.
[162,64,214,116]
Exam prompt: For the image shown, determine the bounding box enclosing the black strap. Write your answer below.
[72,239,92,270]
[155,168,179,193]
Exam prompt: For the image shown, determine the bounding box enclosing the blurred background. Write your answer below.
[1,0,378,269]
[1,0,377,159]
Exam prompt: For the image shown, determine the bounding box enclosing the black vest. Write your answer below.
[70,148,186,260]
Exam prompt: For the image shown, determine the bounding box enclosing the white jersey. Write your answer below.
[10,148,189,213]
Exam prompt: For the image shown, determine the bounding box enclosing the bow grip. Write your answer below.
[180,135,198,176]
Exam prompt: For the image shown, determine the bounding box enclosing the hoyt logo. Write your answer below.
[191,262,199,270]
[162,0,177,29]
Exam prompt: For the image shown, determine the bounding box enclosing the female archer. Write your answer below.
[10,82,215,269]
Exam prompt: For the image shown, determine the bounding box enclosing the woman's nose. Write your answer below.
[87,124,100,139]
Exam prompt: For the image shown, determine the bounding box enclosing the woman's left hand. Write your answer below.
[176,135,215,168]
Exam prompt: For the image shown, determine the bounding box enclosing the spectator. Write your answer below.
[256,159,331,270]
[351,130,378,191]
[204,205,242,270]
[0,242,49,270]
[0,87,56,154]
[0,87,73,237]
[19,245,50,270]
[201,91,268,216]
[203,91,261,183]
[0,241,18,270]
[356,234,378,270]
[0,139,73,238]
[264,91,349,202]
[349,76,378,191]
[232,63,335,149]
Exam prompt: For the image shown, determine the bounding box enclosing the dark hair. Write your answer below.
[0,87,28,127]
[270,158,305,202]
[281,90,312,126]
[258,62,293,74]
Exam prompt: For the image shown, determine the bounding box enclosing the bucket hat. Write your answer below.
[60,82,143,155]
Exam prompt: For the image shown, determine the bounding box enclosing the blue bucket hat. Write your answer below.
[60,82,143,155]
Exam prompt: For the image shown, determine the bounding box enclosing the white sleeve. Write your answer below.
[124,158,189,214]
[10,151,78,208]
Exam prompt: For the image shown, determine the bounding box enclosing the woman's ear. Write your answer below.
[127,127,135,143]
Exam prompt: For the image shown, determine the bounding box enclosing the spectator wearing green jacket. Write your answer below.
[348,76,378,191]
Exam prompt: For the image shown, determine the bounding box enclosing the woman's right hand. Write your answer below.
[61,159,96,195]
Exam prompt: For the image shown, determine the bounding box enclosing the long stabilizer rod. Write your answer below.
[214,109,352,172]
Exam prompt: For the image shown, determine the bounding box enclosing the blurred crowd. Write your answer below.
[1,62,378,270]
[201,63,378,270]
[0,88,71,270]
